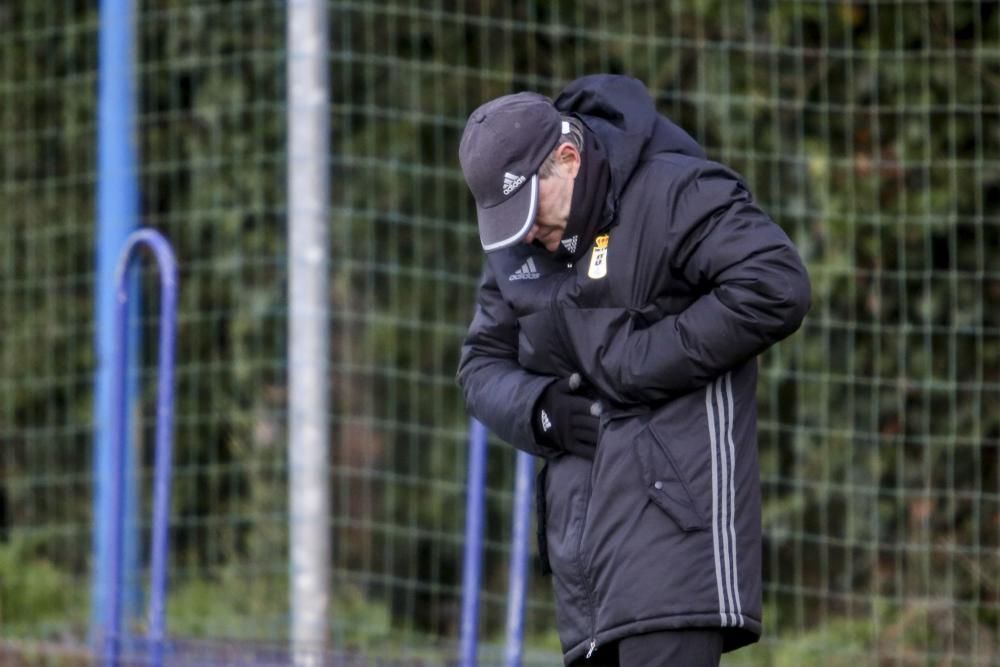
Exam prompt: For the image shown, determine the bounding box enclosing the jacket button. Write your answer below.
[653,481,664,490]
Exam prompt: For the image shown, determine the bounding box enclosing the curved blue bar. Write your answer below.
[105,229,178,667]
[459,419,488,667]
[504,451,534,667]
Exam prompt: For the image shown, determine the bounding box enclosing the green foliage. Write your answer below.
[166,568,287,641]
[732,601,998,666]
[0,538,87,638]
[734,614,876,667]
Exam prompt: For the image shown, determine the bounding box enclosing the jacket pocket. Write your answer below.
[631,426,708,532]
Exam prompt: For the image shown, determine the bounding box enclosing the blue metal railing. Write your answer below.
[504,451,535,667]
[459,422,535,667]
[103,229,179,667]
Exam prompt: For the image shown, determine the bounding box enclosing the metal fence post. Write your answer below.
[459,419,488,666]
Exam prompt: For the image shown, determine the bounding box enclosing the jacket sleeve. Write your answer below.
[457,262,561,457]
[580,163,811,404]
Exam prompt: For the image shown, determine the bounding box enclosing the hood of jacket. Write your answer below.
[554,74,706,219]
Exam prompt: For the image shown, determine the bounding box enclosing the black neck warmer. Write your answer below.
[552,127,612,262]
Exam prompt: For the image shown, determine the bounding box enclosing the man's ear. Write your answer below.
[559,143,581,179]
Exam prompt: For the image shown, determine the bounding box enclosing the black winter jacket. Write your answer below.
[457,75,811,662]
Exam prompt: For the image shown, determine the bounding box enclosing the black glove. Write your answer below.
[533,374,602,460]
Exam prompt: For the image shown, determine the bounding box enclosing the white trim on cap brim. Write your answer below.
[481,174,538,252]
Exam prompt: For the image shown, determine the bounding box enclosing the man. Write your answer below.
[457,75,811,666]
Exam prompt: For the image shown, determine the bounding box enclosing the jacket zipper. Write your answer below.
[549,262,601,659]
[549,266,578,377]
[571,469,599,660]
[585,414,610,659]
[579,419,603,659]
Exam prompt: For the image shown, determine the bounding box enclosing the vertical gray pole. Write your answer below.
[287,0,331,663]
[459,419,489,667]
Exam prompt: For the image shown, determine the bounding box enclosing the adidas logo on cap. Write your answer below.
[503,171,526,196]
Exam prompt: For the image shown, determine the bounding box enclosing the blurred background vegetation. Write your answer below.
[0,0,997,664]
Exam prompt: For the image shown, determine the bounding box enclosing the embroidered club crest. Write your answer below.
[588,234,609,279]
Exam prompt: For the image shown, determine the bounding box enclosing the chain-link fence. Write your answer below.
[1,1,996,665]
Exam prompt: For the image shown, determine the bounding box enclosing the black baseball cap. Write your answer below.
[459,92,565,252]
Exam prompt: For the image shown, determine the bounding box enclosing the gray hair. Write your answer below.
[538,116,584,178]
